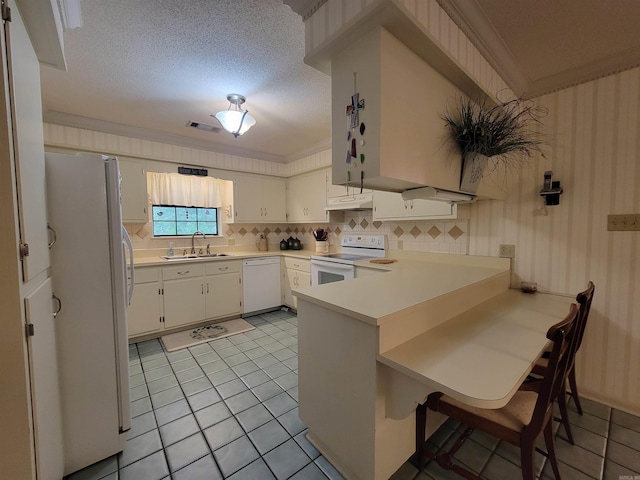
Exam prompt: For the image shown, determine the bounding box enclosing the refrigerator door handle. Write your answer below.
[122,225,134,305]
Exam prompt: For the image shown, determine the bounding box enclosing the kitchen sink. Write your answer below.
[160,253,233,261]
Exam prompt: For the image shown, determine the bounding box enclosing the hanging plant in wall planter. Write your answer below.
[442,96,547,193]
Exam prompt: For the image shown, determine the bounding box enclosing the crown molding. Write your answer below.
[526,47,640,98]
[436,0,528,97]
[282,0,328,20]
[43,110,290,163]
[284,137,331,162]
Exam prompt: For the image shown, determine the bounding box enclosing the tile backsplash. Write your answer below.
[127,211,469,256]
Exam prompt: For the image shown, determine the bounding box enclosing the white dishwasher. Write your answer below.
[242,257,282,315]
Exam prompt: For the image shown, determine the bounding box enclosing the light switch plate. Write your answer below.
[608,214,640,231]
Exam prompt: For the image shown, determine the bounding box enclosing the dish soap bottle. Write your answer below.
[168,242,175,257]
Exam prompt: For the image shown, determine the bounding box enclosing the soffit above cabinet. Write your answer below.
[303,0,496,106]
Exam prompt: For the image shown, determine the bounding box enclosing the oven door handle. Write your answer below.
[311,260,354,271]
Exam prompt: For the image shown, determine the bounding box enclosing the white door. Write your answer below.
[24,278,64,480]
[5,2,50,282]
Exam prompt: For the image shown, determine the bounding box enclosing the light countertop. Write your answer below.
[295,252,511,326]
[378,289,575,408]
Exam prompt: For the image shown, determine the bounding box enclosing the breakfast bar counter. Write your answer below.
[293,253,572,480]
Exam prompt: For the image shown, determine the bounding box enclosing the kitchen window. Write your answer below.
[152,205,218,236]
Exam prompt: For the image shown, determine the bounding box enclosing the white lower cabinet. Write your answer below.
[282,257,311,309]
[205,262,242,320]
[162,264,206,329]
[127,266,163,337]
[128,260,242,339]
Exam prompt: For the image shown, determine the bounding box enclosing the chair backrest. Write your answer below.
[574,281,595,352]
[527,303,580,432]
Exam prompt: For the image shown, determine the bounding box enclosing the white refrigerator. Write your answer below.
[45,152,134,475]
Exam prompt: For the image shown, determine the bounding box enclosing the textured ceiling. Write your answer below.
[40,0,332,162]
[41,1,640,163]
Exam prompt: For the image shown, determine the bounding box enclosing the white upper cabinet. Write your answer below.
[119,158,148,223]
[372,191,456,221]
[287,169,329,223]
[233,173,286,223]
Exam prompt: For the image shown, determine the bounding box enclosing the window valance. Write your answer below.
[147,172,222,207]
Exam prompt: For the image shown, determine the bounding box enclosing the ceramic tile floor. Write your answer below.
[67,309,640,480]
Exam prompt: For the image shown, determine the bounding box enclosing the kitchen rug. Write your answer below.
[161,318,255,352]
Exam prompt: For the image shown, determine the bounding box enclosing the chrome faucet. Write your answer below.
[191,231,206,254]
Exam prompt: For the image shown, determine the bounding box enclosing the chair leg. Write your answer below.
[413,403,427,470]
[557,381,575,444]
[568,365,583,415]
[519,439,535,480]
[543,419,562,480]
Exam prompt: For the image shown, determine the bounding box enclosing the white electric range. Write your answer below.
[310,234,388,286]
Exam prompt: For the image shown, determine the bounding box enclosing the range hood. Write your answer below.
[401,186,476,204]
[325,193,374,211]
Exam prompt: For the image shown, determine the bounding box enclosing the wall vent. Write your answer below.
[186,120,222,133]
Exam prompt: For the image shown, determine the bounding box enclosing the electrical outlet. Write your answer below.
[397,240,403,250]
[499,244,516,258]
[608,214,640,231]
[228,238,235,245]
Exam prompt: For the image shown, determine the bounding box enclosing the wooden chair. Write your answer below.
[528,281,595,444]
[414,303,580,480]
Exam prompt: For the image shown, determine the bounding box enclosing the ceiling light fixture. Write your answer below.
[213,94,256,138]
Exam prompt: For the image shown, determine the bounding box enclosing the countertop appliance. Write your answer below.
[242,257,281,315]
[311,234,387,286]
[45,152,133,475]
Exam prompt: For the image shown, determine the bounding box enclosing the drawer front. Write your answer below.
[132,266,160,284]
[163,264,204,280]
[284,257,311,273]
[205,260,242,276]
